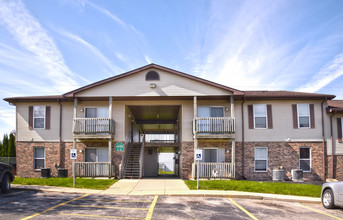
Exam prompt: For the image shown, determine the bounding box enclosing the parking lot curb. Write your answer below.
[10,184,321,205]
[164,193,321,204]
[11,184,102,194]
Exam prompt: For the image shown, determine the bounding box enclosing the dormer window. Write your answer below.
[146,71,160,81]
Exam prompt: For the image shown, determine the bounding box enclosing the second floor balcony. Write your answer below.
[193,117,235,139]
[73,118,115,139]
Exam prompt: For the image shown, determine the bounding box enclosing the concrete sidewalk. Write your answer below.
[11,178,322,204]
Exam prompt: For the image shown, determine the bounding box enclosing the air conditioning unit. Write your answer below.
[272,169,284,181]
[212,168,220,178]
[291,169,303,182]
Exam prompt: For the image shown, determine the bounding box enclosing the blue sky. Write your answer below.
[0,0,343,137]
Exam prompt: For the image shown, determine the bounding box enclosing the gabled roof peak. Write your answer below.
[63,63,244,97]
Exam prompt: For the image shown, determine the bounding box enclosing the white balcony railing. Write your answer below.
[73,118,114,134]
[75,162,114,177]
[193,117,235,134]
[193,162,235,179]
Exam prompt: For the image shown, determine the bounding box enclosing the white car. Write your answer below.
[322,181,343,209]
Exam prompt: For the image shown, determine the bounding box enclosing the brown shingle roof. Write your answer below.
[3,64,337,103]
[243,91,335,100]
[4,95,69,103]
[327,100,343,113]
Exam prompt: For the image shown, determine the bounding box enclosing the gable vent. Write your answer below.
[146,71,160,81]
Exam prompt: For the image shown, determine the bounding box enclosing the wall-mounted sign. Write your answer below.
[70,149,77,160]
[115,142,124,152]
[195,149,202,161]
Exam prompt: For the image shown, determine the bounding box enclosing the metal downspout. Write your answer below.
[330,113,335,179]
[241,97,245,179]
[321,99,326,181]
[58,100,63,168]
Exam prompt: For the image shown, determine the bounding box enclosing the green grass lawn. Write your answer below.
[158,170,174,175]
[13,177,118,190]
[185,180,322,197]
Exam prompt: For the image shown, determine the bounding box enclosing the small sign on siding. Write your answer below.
[115,142,124,151]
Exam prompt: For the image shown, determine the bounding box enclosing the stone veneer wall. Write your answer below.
[17,140,326,182]
[327,155,343,181]
[235,142,325,182]
[16,142,61,178]
[16,141,125,178]
[181,140,233,179]
[181,142,193,179]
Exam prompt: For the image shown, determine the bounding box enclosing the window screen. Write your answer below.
[34,147,45,169]
[254,147,268,171]
[300,147,311,171]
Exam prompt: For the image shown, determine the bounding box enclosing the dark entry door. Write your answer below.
[144,148,158,177]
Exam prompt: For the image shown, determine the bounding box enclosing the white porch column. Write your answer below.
[73,98,77,132]
[230,95,235,118]
[109,97,113,178]
[109,96,112,120]
[231,139,235,164]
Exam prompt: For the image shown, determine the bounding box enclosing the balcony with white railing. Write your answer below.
[73,118,115,139]
[75,162,115,177]
[193,117,235,138]
[192,162,235,179]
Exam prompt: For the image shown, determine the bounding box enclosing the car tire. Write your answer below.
[322,188,335,209]
[1,174,11,193]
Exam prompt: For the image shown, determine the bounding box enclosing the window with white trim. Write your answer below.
[33,106,45,129]
[254,147,268,172]
[254,104,267,128]
[299,147,311,172]
[85,148,109,162]
[200,148,225,163]
[298,104,310,128]
[34,147,45,170]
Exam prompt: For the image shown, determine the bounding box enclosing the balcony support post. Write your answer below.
[108,138,112,178]
[193,96,198,164]
[108,96,113,178]
[231,138,235,176]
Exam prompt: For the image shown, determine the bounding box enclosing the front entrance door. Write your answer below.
[144,148,158,177]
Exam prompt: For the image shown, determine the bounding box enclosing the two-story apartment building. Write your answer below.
[4,64,343,182]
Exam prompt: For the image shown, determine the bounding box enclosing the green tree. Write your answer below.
[8,133,15,157]
[0,141,3,157]
[2,134,8,157]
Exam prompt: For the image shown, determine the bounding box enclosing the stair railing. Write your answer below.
[121,142,132,178]
[139,135,145,178]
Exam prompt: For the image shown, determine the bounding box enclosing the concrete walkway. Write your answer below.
[12,178,322,204]
[100,178,190,195]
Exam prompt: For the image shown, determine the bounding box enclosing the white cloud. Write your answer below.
[56,29,123,73]
[298,53,343,93]
[0,0,82,93]
[0,107,15,135]
[86,0,144,38]
[144,55,152,64]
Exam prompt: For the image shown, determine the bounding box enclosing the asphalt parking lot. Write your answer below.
[1,190,343,220]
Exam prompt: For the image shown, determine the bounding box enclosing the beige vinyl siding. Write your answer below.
[239,100,324,142]
[75,68,233,97]
[327,114,343,155]
[17,102,61,142]
[61,102,73,141]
